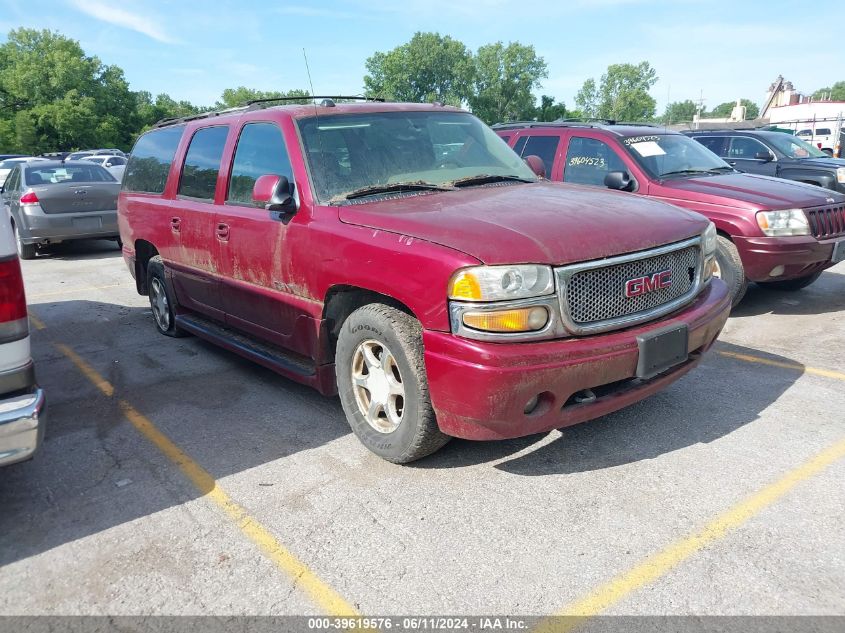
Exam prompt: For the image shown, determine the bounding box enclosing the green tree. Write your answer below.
[364,32,474,105]
[468,41,547,124]
[576,62,658,122]
[216,87,310,109]
[661,99,700,124]
[574,78,598,118]
[811,82,845,101]
[706,99,759,119]
[535,95,567,122]
[0,28,143,152]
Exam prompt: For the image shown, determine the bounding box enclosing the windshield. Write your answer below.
[297,111,536,203]
[621,134,732,178]
[0,159,24,169]
[764,133,827,159]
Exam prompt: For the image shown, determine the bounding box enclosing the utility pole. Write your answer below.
[694,90,706,130]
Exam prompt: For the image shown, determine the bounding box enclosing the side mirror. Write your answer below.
[523,155,546,179]
[604,170,635,192]
[252,174,296,214]
[754,151,774,162]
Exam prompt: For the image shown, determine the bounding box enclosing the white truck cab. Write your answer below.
[0,204,45,466]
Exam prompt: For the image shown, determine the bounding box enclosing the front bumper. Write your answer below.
[423,279,730,440]
[0,387,46,467]
[734,234,840,282]
[16,205,119,244]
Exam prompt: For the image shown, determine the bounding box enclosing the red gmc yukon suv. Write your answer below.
[495,122,845,306]
[119,100,730,463]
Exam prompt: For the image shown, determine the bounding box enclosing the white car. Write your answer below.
[0,204,46,466]
[83,155,127,181]
[0,157,49,188]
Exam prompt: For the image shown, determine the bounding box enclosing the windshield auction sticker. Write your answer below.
[629,141,666,157]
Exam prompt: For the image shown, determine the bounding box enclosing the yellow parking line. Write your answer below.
[53,341,357,616]
[27,283,126,300]
[28,312,46,331]
[535,435,845,633]
[717,350,845,382]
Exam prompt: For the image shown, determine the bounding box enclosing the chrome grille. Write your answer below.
[557,238,702,335]
[806,205,845,239]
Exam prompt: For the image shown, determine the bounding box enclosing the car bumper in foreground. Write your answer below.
[0,387,46,466]
[734,234,842,282]
[423,280,731,440]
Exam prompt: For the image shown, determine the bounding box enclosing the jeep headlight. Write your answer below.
[837,167,845,184]
[448,265,554,302]
[756,209,810,237]
[702,222,717,255]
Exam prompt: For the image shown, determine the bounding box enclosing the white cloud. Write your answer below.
[67,0,175,44]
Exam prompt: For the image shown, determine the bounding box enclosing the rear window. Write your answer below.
[25,164,115,184]
[123,126,185,194]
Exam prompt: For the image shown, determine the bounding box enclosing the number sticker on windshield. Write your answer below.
[623,136,660,145]
[568,156,606,168]
[629,141,666,157]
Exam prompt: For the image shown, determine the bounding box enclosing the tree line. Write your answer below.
[3,27,822,154]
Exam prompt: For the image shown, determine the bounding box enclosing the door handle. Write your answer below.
[216,222,230,241]
[170,217,181,232]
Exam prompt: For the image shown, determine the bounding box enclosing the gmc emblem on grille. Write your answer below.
[625,270,672,298]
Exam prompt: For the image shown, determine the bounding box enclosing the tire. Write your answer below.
[146,255,187,337]
[713,235,748,307]
[335,303,449,463]
[758,271,822,291]
[13,222,37,260]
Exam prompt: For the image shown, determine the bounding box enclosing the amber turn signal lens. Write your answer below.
[448,271,483,300]
[462,307,548,333]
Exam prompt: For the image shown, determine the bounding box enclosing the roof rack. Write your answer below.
[492,118,658,130]
[152,96,386,128]
[244,95,384,109]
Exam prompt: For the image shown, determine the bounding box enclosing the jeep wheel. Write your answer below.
[713,235,747,307]
[13,222,37,260]
[336,304,449,463]
[146,255,187,337]
[758,271,822,291]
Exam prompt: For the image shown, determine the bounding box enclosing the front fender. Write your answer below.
[777,169,837,190]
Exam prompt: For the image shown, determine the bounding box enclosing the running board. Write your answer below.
[175,313,316,378]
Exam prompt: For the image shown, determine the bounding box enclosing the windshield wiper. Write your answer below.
[448,174,534,188]
[658,169,715,178]
[335,182,454,202]
[706,166,736,173]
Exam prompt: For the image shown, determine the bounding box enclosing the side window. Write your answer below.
[513,135,560,178]
[815,128,831,136]
[563,136,627,187]
[728,137,769,159]
[695,136,727,156]
[227,123,292,206]
[178,126,229,201]
[123,125,185,194]
[499,134,511,144]
[6,167,20,192]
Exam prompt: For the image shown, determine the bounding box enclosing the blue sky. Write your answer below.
[1,0,841,113]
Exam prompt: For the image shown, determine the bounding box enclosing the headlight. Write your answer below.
[702,222,717,255]
[448,265,554,301]
[837,167,845,184]
[756,209,810,237]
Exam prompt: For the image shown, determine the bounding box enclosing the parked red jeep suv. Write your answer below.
[119,100,729,463]
[495,122,845,305]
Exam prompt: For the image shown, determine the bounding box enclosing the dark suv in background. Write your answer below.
[495,121,845,305]
[685,129,845,194]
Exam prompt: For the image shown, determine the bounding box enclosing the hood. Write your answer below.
[337,182,707,266]
[797,156,845,169]
[659,173,845,209]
